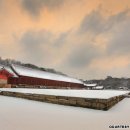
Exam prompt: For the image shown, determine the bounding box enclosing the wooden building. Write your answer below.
[0,65,17,87]
[0,64,84,89]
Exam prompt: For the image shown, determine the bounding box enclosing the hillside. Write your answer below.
[84,76,130,89]
[0,57,67,76]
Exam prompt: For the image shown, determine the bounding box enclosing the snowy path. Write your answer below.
[0,95,130,130]
[0,88,129,99]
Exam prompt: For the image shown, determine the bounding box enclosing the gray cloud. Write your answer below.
[77,9,130,59]
[79,10,104,34]
[107,20,130,56]
[18,8,130,79]
[79,9,129,35]
[21,0,65,16]
[54,31,70,47]
[20,30,53,64]
[60,9,130,78]
[64,43,100,68]
[0,0,3,8]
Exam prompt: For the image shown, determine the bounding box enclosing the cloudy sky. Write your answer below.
[0,0,130,80]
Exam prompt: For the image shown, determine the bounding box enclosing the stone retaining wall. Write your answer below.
[0,91,125,110]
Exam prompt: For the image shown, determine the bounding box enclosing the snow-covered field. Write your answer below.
[0,88,129,99]
[0,95,130,130]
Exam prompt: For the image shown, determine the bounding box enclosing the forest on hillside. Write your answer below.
[0,57,67,76]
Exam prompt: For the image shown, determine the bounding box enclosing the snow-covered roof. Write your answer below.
[11,64,83,84]
[84,83,97,87]
[0,64,18,77]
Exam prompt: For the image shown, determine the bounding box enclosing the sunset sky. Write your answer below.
[0,0,130,80]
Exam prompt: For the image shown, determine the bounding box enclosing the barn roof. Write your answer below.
[0,64,18,77]
[11,64,83,84]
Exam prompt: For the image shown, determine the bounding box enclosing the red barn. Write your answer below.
[0,65,17,87]
[0,64,84,89]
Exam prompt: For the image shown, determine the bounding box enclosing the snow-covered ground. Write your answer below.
[0,95,130,130]
[0,88,129,99]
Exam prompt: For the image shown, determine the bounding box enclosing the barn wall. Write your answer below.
[0,75,7,80]
[0,69,14,79]
[0,69,13,88]
[8,76,84,89]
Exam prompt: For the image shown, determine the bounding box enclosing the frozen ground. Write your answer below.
[0,88,129,99]
[0,95,130,130]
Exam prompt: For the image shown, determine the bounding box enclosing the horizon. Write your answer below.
[0,0,130,80]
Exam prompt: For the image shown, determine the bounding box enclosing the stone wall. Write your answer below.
[0,91,125,110]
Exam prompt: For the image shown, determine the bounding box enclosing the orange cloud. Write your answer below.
[0,0,130,79]
[90,56,130,71]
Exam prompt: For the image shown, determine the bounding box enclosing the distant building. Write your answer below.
[84,83,104,90]
[84,83,97,89]
[0,64,84,89]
